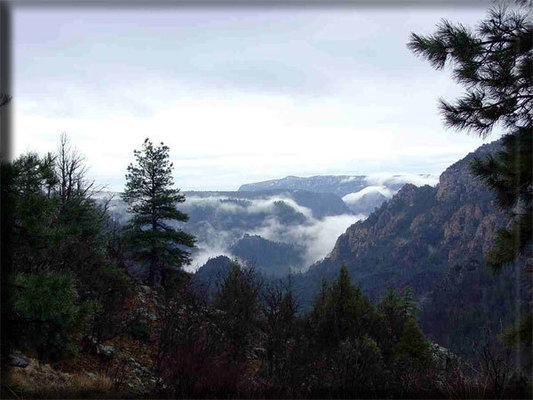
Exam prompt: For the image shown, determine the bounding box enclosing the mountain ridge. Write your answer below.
[238,173,438,197]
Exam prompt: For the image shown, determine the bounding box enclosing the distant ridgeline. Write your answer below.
[291,140,527,357]
[238,173,438,214]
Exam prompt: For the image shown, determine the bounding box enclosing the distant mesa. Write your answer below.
[238,175,369,197]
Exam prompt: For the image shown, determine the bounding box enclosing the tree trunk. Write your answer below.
[149,250,162,287]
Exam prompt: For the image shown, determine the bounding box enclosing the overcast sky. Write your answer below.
[12,4,498,191]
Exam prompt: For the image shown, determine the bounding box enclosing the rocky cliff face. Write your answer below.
[319,141,506,285]
[297,140,525,356]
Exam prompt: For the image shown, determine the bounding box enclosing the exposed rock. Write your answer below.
[140,285,152,295]
[308,141,506,293]
[96,344,116,359]
[431,343,459,375]
[9,353,29,368]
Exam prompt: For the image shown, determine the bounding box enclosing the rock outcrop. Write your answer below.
[307,141,505,290]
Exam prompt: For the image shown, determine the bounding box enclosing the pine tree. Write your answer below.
[212,263,261,362]
[5,137,122,363]
[309,265,374,347]
[377,288,421,364]
[408,4,532,137]
[122,138,195,287]
[261,279,298,383]
[471,128,532,270]
[10,137,109,282]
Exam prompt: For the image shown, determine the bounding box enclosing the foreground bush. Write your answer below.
[10,273,90,362]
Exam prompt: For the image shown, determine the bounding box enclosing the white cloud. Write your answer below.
[250,213,365,269]
[365,173,439,187]
[341,174,440,208]
[183,195,314,218]
[342,186,394,204]
[172,192,365,272]
[296,214,366,266]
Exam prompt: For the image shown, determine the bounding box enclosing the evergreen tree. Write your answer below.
[394,318,432,367]
[471,128,532,270]
[408,4,532,137]
[377,288,426,364]
[9,137,109,282]
[261,279,298,384]
[309,265,374,347]
[122,138,195,287]
[213,263,261,363]
[4,137,120,363]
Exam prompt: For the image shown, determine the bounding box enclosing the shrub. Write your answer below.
[157,282,243,397]
[395,318,433,367]
[10,273,87,362]
[129,319,151,342]
[87,265,130,342]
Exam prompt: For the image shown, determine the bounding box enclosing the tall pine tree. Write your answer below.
[122,138,195,287]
